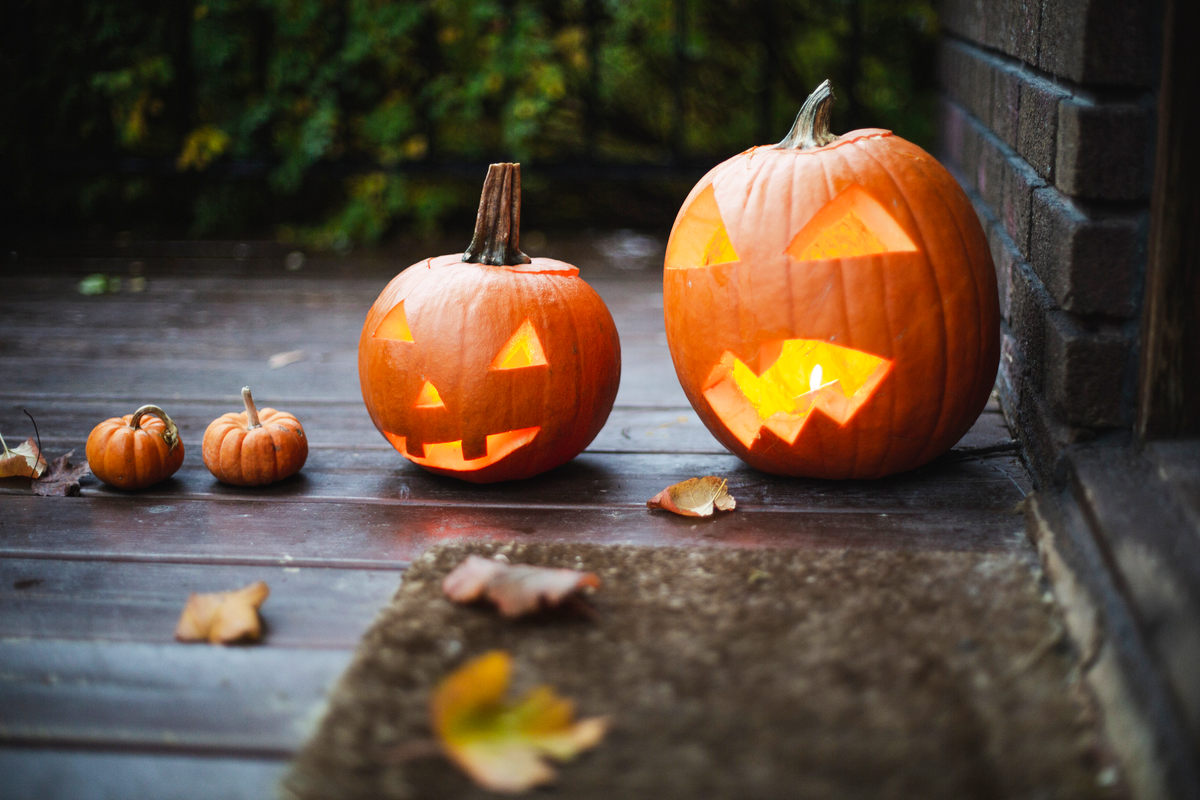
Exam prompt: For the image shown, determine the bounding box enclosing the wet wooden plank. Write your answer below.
[0,560,399,647]
[0,640,349,753]
[0,495,1029,569]
[0,748,287,800]
[1,452,1026,518]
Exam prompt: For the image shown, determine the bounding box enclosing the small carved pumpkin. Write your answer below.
[86,405,185,490]
[359,163,621,483]
[663,82,1000,479]
[202,387,308,486]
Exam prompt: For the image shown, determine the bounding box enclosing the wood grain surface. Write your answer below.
[0,243,1028,799]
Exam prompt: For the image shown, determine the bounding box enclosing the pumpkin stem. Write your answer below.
[128,405,181,451]
[777,80,839,151]
[462,163,532,267]
[242,386,262,429]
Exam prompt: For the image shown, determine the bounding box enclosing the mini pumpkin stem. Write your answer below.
[129,405,181,451]
[462,163,532,267]
[241,386,262,429]
[777,80,839,151]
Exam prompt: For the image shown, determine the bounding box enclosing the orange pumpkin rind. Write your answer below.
[358,163,621,483]
[201,386,308,487]
[86,404,185,490]
[662,81,1000,479]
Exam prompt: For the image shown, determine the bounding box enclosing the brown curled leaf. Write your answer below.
[443,555,600,618]
[0,435,47,479]
[175,581,270,644]
[31,451,91,496]
[647,476,736,517]
[432,650,610,793]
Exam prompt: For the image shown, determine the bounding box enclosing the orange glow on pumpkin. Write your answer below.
[414,380,445,409]
[381,427,541,472]
[703,339,891,448]
[490,319,548,370]
[664,184,740,269]
[373,301,414,342]
[787,184,917,261]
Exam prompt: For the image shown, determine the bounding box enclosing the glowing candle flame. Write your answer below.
[809,364,823,394]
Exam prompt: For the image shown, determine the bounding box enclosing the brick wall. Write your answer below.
[938,0,1158,483]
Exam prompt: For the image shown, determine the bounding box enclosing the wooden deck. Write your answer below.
[0,239,1029,799]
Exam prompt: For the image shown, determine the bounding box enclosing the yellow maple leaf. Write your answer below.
[431,650,609,794]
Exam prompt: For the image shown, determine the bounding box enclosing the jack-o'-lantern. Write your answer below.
[664,81,999,479]
[359,163,621,483]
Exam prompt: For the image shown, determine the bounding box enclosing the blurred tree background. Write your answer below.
[0,0,937,247]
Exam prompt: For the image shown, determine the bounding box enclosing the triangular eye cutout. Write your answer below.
[373,300,414,342]
[414,379,445,409]
[665,183,740,270]
[490,319,548,370]
[787,185,918,262]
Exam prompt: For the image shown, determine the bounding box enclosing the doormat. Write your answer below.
[282,543,1123,800]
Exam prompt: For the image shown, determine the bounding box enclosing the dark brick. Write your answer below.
[1017,78,1066,180]
[998,326,1024,407]
[959,116,985,193]
[941,0,985,43]
[967,53,995,126]
[991,68,1022,148]
[938,99,968,171]
[1031,188,1140,316]
[1008,259,1055,395]
[1044,311,1129,427]
[1001,153,1044,260]
[1038,0,1153,87]
[978,138,1005,211]
[985,0,1041,65]
[1055,99,1150,201]
[987,219,1020,322]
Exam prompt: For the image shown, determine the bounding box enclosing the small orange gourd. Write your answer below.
[86,405,185,490]
[202,387,308,486]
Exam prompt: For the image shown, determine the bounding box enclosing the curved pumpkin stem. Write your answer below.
[777,80,839,151]
[129,405,181,451]
[462,163,532,267]
[241,386,262,429]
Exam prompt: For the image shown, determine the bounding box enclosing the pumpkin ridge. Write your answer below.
[817,149,862,477]
[913,153,989,455]
[853,140,952,465]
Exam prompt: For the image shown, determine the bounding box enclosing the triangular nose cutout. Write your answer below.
[490,319,548,370]
[787,185,918,262]
[414,380,445,409]
[665,183,740,269]
[373,300,414,342]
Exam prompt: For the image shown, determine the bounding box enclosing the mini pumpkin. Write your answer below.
[663,81,999,479]
[202,386,308,486]
[359,163,621,483]
[86,405,185,490]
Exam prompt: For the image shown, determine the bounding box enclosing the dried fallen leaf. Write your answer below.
[0,433,47,479]
[268,349,307,369]
[31,450,91,496]
[175,581,270,644]
[647,476,736,517]
[432,650,609,794]
[443,555,600,618]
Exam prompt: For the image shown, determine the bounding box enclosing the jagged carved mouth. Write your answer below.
[702,339,891,448]
[382,427,541,472]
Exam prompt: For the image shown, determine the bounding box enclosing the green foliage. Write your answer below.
[3,0,937,244]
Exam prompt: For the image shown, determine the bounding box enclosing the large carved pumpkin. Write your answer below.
[663,82,999,479]
[359,163,621,483]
